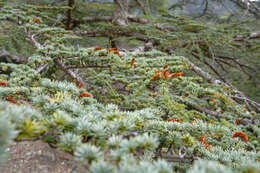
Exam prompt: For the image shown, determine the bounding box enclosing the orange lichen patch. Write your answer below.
[149,92,159,97]
[234,119,239,124]
[241,107,246,112]
[78,82,83,89]
[215,134,221,137]
[167,118,180,123]
[161,70,170,80]
[163,71,170,80]
[32,17,40,24]
[130,58,135,67]
[161,70,166,76]
[0,81,7,87]
[7,96,16,103]
[73,79,77,84]
[171,72,183,78]
[199,136,205,142]
[232,131,248,143]
[220,109,224,114]
[190,120,196,126]
[163,64,168,69]
[78,92,92,98]
[150,73,160,81]
[94,46,102,51]
[210,98,216,106]
[199,136,210,150]
[114,50,120,56]
[107,48,116,53]
[204,142,211,150]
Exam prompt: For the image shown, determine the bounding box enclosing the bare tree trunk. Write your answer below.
[112,0,129,26]
[66,0,74,30]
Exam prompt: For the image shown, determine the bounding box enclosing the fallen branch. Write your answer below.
[154,153,198,163]
[74,15,174,32]
[54,58,88,88]
[181,59,259,112]
[65,65,109,69]
[0,50,27,63]
[236,118,259,126]
[25,28,89,89]
[191,51,228,83]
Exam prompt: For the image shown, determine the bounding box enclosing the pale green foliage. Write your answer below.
[58,132,82,153]
[0,3,259,173]
[0,102,17,165]
[187,160,232,173]
[75,144,103,163]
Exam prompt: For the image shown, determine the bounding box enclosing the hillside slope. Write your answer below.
[0,3,259,173]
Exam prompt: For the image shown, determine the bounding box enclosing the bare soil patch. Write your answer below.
[0,140,87,173]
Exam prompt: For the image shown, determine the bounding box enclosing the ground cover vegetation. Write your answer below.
[0,0,259,172]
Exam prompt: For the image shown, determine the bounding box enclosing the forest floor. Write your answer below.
[0,140,86,173]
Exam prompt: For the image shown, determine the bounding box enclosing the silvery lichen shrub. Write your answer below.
[0,3,259,172]
[0,103,18,165]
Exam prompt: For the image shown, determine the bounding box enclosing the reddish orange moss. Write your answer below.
[150,73,160,81]
[0,81,7,87]
[94,46,102,51]
[204,142,211,150]
[241,107,246,112]
[78,92,92,98]
[7,96,16,103]
[199,136,205,142]
[149,92,159,97]
[215,134,221,137]
[32,17,40,24]
[164,71,170,80]
[163,64,168,69]
[232,131,248,143]
[167,118,180,123]
[171,72,183,78]
[199,136,211,150]
[114,50,120,56]
[73,79,77,84]
[234,119,239,124]
[220,109,224,114]
[107,48,116,53]
[78,82,83,89]
[130,58,135,67]
[210,98,216,106]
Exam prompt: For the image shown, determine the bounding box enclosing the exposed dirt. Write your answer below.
[0,140,87,173]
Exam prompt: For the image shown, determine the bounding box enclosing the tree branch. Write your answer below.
[66,0,74,30]
[154,153,198,164]
[24,28,89,89]
[65,65,109,69]
[0,50,27,63]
